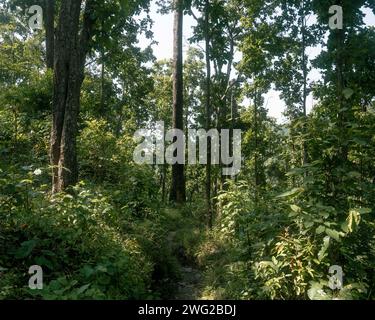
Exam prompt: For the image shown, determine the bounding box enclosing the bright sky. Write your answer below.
[139,2,375,123]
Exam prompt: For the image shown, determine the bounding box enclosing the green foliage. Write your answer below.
[78,118,161,219]
[204,169,375,300]
[0,175,157,299]
[1,0,375,302]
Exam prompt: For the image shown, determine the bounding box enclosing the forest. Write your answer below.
[0,0,374,301]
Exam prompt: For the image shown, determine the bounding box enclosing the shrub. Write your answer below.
[0,177,154,300]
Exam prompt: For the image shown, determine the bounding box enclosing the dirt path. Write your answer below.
[174,265,203,300]
[167,230,204,300]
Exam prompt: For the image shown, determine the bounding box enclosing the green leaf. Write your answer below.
[318,236,330,261]
[290,204,301,213]
[276,188,304,199]
[81,265,95,278]
[341,221,349,233]
[356,208,372,215]
[76,284,91,295]
[319,211,329,219]
[343,88,354,100]
[342,209,365,234]
[352,138,367,146]
[35,256,54,270]
[347,171,361,179]
[96,265,108,273]
[325,229,341,242]
[272,256,278,266]
[308,282,330,300]
[304,220,314,228]
[14,239,37,259]
[19,179,33,185]
[316,225,326,235]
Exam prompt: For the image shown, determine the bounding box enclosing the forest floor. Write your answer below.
[165,209,205,300]
[174,263,203,300]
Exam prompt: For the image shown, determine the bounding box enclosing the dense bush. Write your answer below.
[0,164,182,300]
[78,119,161,218]
[196,177,374,300]
[0,171,152,299]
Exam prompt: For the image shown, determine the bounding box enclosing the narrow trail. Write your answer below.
[174,264,203,300]
[167,228,204,300]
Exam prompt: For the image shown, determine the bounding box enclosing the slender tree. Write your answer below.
[170,0,186,203]
[44,0,55,69]
[203,0,213,225]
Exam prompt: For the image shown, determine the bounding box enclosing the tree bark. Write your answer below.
[254,90,259,190]
[51,0,96,193]
[45,0,55,69]
[204,0,212,227]
[301,0,308,166]
[100,19,105,114]
[169,0,186,204]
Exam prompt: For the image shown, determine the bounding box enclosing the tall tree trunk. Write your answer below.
[337,28,348,162]
[301,0,308,166]
[169,0,186,204]
[51,0,95,193]
[45,0,55,69]
[334,11,349,212]
[254,90,259,203]
[162,163,167,203]
[100,19,105,115]
[204,0,212,227]
[100,50,105,114]
[220,31,235,189]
